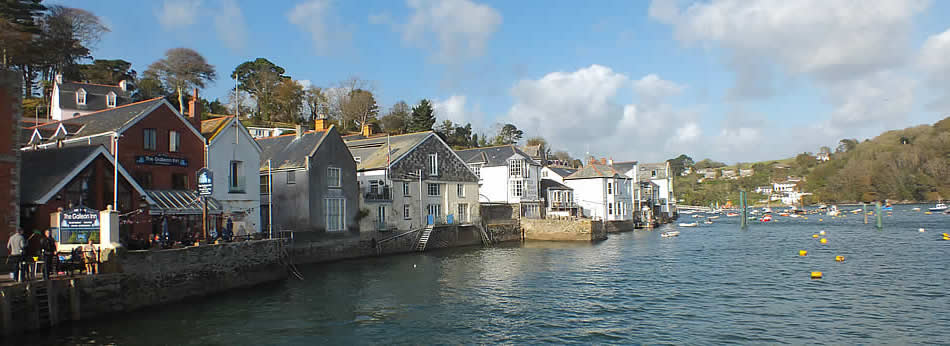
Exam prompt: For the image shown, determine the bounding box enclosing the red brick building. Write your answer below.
[1,71,22,253]
[23,95,213,245]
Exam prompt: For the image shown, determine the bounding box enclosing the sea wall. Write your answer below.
[522,219,607,241]
[486,222,521,243]
[604,220,634,233]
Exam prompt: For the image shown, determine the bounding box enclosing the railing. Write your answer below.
[549,201,579,208]
[364,186,392,201]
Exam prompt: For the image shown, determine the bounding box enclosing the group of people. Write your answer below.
[6,228,99,282]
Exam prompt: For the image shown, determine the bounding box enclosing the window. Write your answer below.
[426,204,442,221]
[509,160,523,177]
[652,170,657,178]
[169,131,180,152]
[325,198,345,231]
[608,202,614,215]
[607,182,613,195]
[260,175,270,194]
[286,171,296,184]
[172,173,188,190]
[143,128,157,151]
[512,180,524,197]
[377,205,386,227]
[457,203,468,223]
[76,88,86,105]
[106,92,116,107]
[427,183,440,196]
[457,184,465,197]
[428,153,439,176]
[327,167,341,187]
[469,164,481,179]
[542,170,548,177]
[403,182,410,196]
[354,157,361,164]
[229,161,244,193]
[136,171,153,189]
[369,180,379,194]
[403,204,411,220]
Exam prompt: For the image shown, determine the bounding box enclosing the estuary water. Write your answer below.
[27,205,950,345]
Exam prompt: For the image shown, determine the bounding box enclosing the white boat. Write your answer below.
[708,215,720,219]
[692,214,703,218]
[678,222,698,227]
[703,220,713,224]
[827,205,840,216]
[661,231,680,237]
[680,210,695,215]
[929,203,948,212]
[762,207,773,213]
[912,207,921,211]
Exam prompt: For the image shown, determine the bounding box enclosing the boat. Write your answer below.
[726,212,739,217]
[678,222,698,227]
[928,203,948,212]
[827,205,840,216]
[680,210,695,215]
[762,207,773,213]
[661,231,680,237]
[692,214,703,218]
[779,212,789,217]
[789,214,801,218]
[703,220,713,224]
[912,207,921,211]
[760,215,773,222]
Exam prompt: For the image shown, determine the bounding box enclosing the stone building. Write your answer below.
[455,145,542,219]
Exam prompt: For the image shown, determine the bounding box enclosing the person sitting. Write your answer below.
[81,239,98,275]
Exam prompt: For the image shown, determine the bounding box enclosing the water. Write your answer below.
[22,205,950,345]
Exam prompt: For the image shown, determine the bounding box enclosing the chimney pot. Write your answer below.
[119,80,127,92]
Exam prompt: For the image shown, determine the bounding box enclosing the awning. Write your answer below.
[146,190,223,215]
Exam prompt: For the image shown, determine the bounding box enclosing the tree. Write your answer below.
[553,150,573,163]
[380,101,410,134]
[272,79,305,123]
[39,6,108,82]
[819,146,831,155]
[694,159,726,169]
[132,76,165,101]
[341,88,378,130]
[303,85,330,121]
[836,138,859,153]
[145,48,216,113]
[231,58,288,121]
[494,123,523,145]
[0,0,46,96]
[667,154,695,176]
[326,76,373,124]
[78,59,136,85]
[408,99,436,132]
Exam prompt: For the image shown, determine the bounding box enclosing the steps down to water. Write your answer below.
[416,226,434,251]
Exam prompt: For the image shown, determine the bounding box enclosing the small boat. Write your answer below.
[680,210,695,215]
[912,207,921,211]
[779,212,789,217]
[726,212,738,217]
[929,203,948,212]
[827,205,840,216]
[678,222,698,227]
[760,215,773,222]
[703,220,713,224]
[708,216,720,219]
[692,214,703,218]
[661,231,680,237]
[762,207,773,213]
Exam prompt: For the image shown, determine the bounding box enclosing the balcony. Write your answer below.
[364,186,392,202]
[549,201,579,209]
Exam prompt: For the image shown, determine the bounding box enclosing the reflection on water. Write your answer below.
[18,205,950,345]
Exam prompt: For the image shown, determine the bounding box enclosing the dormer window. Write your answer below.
[106,92,116,108]
[76,88,87,105]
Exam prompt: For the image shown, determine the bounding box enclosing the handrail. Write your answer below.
[377,228,420,244]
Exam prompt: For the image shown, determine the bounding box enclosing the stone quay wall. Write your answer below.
[0,240,286,337]
[604,220,634,233]
[522,219,608,241]
[486,222,521,244]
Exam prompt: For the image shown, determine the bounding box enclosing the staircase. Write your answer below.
[476,224,492,247]
[34,282,52,327]
[416,226,434,251]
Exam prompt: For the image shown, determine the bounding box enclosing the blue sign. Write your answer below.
[135,155,188,167]
[61,206,100,229]
[197,168,213,196]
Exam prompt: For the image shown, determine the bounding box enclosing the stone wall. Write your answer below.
[389,135,478,183]
[486,223,521,243]
[604,220,634,233]
[0,71,21,253]
[426,225,481,249]
[522,219,607,241]
[480,204,515,223]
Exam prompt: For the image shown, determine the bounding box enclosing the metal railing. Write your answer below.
[364,186,392,201]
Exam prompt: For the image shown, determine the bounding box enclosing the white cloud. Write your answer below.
[634,74,684,105]
[213,0,247,51]
[674,122,701,143]
[288,0,351,55]
[157,0,200,29]
[297,80,312,88]
[399,0,502,62]
[919,27,950,110]
[433,95,484,128]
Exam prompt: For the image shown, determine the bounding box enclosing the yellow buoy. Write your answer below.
[820,238,828,244]
[819,218,823,222]
[835,255,845,262]
[811,271,823,279]
[819,230,826,235]
[812,234,819,238]
[943,233,949,237]
[944,236,950,241]
[804,217,808,220]
[925,211,932,215]
[799,250,808,256]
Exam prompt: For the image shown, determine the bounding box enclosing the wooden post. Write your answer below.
[202,196,208,241]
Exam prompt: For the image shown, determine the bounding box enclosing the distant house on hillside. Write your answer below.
[721,169,737,179]
[739,168,754,177]
[50,74,132,121]
[816,152,830,162]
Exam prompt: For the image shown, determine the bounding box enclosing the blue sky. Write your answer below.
[66,0,950,163]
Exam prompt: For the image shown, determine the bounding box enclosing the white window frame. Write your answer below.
[426,204,442,220]
[143,128,157,151]
[403,204,411,220]
[106,92,116,107]
[469,164,481,179]
[607,181,613,195]
[169,130,180,152]
[512,180,524,197]
[286,171,295,184]
[76,88,86,105]
[428,153,439,176]
[509,160,523,177]
[608,202,614,215]
[403,182,410,196]
[457,184,465,197]
[369,180,379,194]
[325,198,345,231]
[327,167,341,187]
[427,183,440,196]
[377,205,386,226]
[457,203,468,223]
[229,160,244,193]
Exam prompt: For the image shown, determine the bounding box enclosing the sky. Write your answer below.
[63,0,950,164]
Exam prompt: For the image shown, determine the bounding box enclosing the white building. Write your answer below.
[773,181,797,193]
[563,162,633,221]
[456,145,543,218]
[638,162,675,217]
[246,126,295,139]
[540,166,579,218]
[50,74,132,121]
[201,116,262,235]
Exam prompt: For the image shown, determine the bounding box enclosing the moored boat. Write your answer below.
[760,215,773,222]
[661,231,680,237]
[679,222,698,227]
[929,203,948,212]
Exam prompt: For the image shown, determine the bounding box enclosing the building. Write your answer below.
[256,121,358,235]
[520,144,547,166]
[540,166,579,218]
[699,168,717,180]
[24,94,211,243]
[739,168,754,177]
[50,74,132,121]
[456,145,542,219]
[638,162,675,217]
[246,126,295,139]
[773,181,797,193]
[347,129,479,231]
[816,152,830,162]
[563,160,633,221]
[755,186,773,195]
[201,116,262,236]
[1,72,21,252]
[721,169,737,179]
[541,166,576,184]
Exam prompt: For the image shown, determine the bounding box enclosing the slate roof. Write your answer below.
[541,179,572,191]
[256,130,330,170]
[638,162,669,181]
[521,144,542,158]
[20,145,106,203]
[611,161,638,174]
[564,162,625,180]
[344,131,433,171]
[57,81,131,111]
[545,166,576,178]
[455,145,537,167]
[200,116,233,140]
[29,98,166,143]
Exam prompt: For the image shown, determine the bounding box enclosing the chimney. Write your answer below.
[295,124,303,139]
[55,74,62,84]
[187,88,201,130]
[118,80,128,92]
[608,158,614,166]
[361,123,372,137]
[601,158,607,165]
[314,115,329,131]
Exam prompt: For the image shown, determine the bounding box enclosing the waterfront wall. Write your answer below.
[0,240,286,337]
[604,220,634,233]
[486,222,521,243]
[522,219,607,241]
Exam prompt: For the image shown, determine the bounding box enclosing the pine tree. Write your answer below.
[407,99,436,132]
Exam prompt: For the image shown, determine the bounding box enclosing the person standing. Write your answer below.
[82,239,98,275]
[6,228,26,282]
[224,215,234,241]
[39,229,57,280]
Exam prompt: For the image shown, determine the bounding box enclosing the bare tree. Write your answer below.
[326,76,376,129]
[303,85,330,120]
[145,48,217,113]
